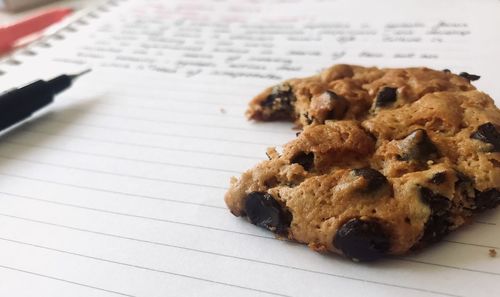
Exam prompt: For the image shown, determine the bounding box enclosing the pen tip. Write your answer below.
[70,69,92,80]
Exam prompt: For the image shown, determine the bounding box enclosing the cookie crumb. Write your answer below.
[489,249,497,257]
[220,108,226,114]
[266,147,280,159]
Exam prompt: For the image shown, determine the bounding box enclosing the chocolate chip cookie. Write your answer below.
[225,64,500,261]
[246,64,477,128]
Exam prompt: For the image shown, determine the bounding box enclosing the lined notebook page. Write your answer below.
[0,0,499,296]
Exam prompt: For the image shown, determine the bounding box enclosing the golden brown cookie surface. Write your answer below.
[226,65,500,261]
[247,65,475,127]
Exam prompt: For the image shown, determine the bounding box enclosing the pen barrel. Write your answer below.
[0,80,53,131]
[47,75,73,95]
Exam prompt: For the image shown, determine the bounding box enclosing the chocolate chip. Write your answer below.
[398,129,439,161]
[262,83,293,105]
[475,189,500,211]
[245,192,291,234]
[455,170,472,184]
[459,72,480,81]
[291,152,314,171]
[442,69,451,73]
[430,172,447,184]
[419,187,452,243]
[420,187,451,215]
[324,91,348,119]
[454,171,475,204]
[260,83,296,119]
[375,87,397,107]
[420,213,452,243]
[333,218,390,261]
[353,168,388,192]
[470,122,500,152]
[309,91,349,123]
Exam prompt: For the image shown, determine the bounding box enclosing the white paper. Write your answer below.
[0,0,499,296]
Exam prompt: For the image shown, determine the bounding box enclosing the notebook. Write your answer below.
[0,0,499,296]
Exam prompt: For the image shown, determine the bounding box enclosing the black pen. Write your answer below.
[0,69,91,133]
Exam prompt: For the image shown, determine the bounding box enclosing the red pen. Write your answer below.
[0,8,73,54]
